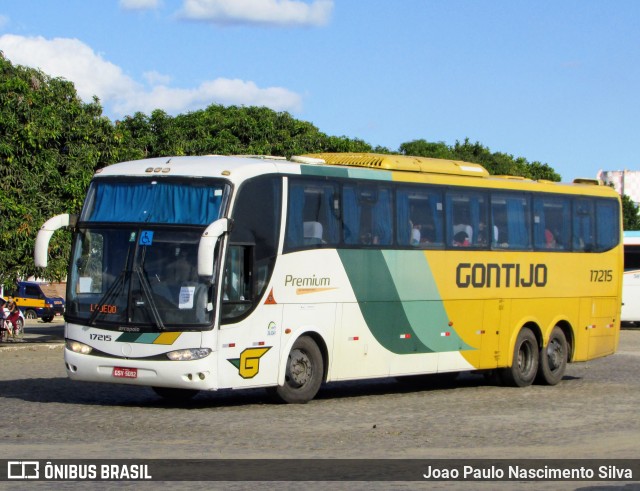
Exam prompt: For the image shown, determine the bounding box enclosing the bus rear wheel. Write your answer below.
[25,309,37,320]
[274,336,323,404]
[500,328,539,387]
[536,326,568,385]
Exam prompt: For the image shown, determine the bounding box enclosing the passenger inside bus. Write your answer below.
[453,224,472,246]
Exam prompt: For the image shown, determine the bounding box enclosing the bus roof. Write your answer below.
[93,153,618,198]
[302,152,489,177]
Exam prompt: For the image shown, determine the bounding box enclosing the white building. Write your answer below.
[598,170,640,206]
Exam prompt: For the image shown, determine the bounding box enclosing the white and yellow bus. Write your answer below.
[35,153,622,403]
[622,231,640,324]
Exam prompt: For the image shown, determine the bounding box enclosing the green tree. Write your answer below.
[621,193,640,231]
[117,104,373,158]
[400,138,561,181]
[0,53,125,286]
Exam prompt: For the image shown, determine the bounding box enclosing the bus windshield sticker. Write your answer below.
[179,286,195,309]
[139,231,154,246]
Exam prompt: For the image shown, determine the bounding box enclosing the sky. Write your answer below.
[1,0,639,181]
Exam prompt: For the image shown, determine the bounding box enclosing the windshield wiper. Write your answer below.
[134,266,166,331]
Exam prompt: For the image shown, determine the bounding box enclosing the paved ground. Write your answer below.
[1,321,639,490]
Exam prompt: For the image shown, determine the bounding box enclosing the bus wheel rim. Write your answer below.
[287,349,312,388]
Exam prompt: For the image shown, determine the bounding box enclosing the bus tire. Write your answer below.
[500,328,539,387]
[275,336,323,404]
[42,316,54,323]
[535,326,568,385]
[152,386,199,401]
[25,309,37,320]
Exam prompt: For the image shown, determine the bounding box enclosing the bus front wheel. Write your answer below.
[535,326,568,385]
[275,336,323,404]
[500,328,539,387]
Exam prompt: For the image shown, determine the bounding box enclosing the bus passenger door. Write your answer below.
[217,245,285,389]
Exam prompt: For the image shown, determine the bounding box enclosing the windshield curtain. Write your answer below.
[82,180,225,225]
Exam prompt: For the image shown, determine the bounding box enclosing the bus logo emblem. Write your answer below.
[228,347,271,379]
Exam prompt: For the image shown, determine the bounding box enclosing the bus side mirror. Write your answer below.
[34,214,78,268]
[198,218,229,278]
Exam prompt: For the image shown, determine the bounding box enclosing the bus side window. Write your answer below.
[396,187,443,247]
[595,199,620,252]
[573,199,595,252]
[285,180,340,250]
[491,193,530,249]
[221,245,252,320]
[533,196,570,250]
[446,191,488,248]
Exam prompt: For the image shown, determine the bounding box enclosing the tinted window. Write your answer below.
[625,244,640,270]
[533,195,571,250]
[229,176,281,301]
[396,186,444,247]
[446,191,488,248]
[285,179,340,250]
[491,193,531,250]
[595,199,619,252]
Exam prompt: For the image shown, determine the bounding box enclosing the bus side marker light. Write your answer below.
[253,341,266,346]
[285,328,292,334]
[400,334,411,339]
[441,332,451,337]
[476,330,485,335]
[223,343,236,348]
[348,336,359,341]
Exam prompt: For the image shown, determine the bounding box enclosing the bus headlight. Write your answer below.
[166,348,212,361]
[66,340,93,355]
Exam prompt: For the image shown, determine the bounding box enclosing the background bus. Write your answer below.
[34,153,623,403]
[622,231,640,325]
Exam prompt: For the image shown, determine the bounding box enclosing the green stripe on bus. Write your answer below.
[381,250,472,352]
[337,249,432,354]
[300,166,393,181]
[338,249,472,354]
[116,332,142,343]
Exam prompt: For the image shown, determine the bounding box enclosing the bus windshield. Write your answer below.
[66,178,229,330]
[67,227,215,329]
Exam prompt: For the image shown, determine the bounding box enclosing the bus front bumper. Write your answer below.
[64,348,219,391]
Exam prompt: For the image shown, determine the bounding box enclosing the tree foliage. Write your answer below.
[115,105,373,159]
[0,53,130,286]
[621,193,640,231]
[400,138,561,182]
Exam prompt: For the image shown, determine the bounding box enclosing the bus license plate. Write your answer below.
[113,367,138,379]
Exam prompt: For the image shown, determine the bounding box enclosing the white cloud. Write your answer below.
[143,70,172,86]
[179,0,333,27]
[119,0,161,10]
[0,34,303,116]
[0,34,138,102]
[115,78,302,115]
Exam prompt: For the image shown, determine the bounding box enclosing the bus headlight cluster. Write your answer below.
[166,348,211,361]
[66,340,93,355]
